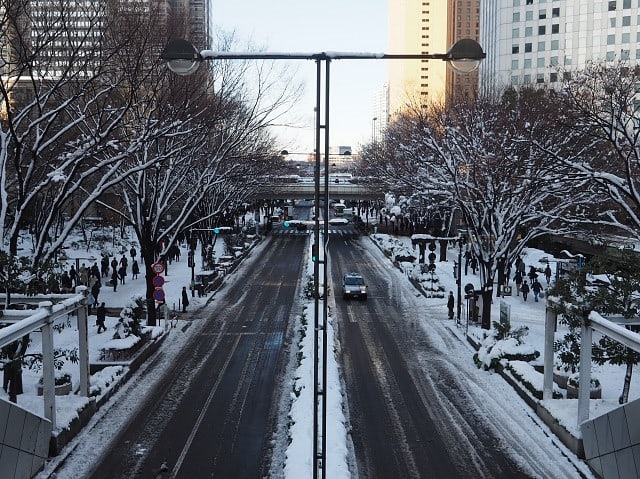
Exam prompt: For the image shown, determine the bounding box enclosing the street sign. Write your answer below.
[152,275,165,288]
[152,262,165,274]
[153,288,165,302]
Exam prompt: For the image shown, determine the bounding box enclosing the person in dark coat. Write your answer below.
[101,255,110,278]
[69,265,77,287]
[131,260,140,280]
[181,286,189,312]
[96,302,107,333]
[531,279,543,302]
[521,280,530,302]
[514,270,523,296]
[447,291,455,319]
[118,265,126,285]
[111,269,118,292]
[91,280,101,305]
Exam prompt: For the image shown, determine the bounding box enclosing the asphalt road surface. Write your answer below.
[87,235,306,478]
[329,236,584,478]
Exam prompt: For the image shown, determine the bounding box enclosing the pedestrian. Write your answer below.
[111,269,118,292]
[470,257,478,275]
[181,286,189,312]
[79,263,88,286]
[130,246,137,260]
[87,290,95,313]
[60,271,73,293]
[544,264,552,284]
[131,259,140,280]
[120,255,128,273]
[521,280,530,302]
[447,291,454,319]
[69,265,77,287]
[110,257,118,274]
[514,270,523,296]
[464,250,472,275]
[91,279,101,305]
[531,279,543,302]
[101,254,110,278]
[528,265,538,282]
[118,265,126,285]
[96,302,107,333]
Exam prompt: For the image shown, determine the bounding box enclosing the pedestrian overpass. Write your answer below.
[251,182,384,201]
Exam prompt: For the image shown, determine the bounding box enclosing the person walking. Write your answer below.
[96,302,107,333]
[514,270,523,296]
[87,291,95,314]
[111,269,118,292]
[447,291,455,319]
[521,280,530,302]
[544,264,552,284]
[101,254,110,278]
[531,279,543,302]
[131,259,140,280]
[118,265,126,285]
[91,279,101,305]
[69,265,77,287]
[181,286,189,312]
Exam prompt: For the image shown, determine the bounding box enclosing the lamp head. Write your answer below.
[161,39,202,76]
[446,39,486,73]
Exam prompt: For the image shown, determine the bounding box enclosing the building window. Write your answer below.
[539,9,546,19]
[552,24,559,33]
[552,7,560,17]
[550,72,558,82]
[526,11,534,20]
[512,59,519,69]
[513,27,520,38]
[551,40,559,50]
[537,74,545,83]
[607,34,616,45]
[621,49,630,60]
[513,12,521,21]
[606,51,616,61]
[622,32,630,43]
[608,1,616,11]
[623,0,631,7]
[512,45,520,53]
[538,41,546,51]
[526,26,533,36]
[610,17,617,27]
[537,57,546,67]
[524,74,532,84]
[524,58,532,68]
[538,25,546,34]
[550,56,558,65]
[622,16,631,26]
[525,42,533,52]
[511,75,519,86]
[526,0,533,5]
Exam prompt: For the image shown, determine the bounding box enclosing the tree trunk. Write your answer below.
[619,360,633,404]
[481,285,493,330]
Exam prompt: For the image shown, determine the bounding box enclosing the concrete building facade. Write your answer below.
[387,0,481,117]
[480,0,640,94]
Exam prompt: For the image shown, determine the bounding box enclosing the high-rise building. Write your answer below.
[480,0,640,93]
[387,0,481,117]
[372,84,389,142]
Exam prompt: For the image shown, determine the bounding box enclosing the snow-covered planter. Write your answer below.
[37,372,72,396]
[473,325,540,371]
[99,335,143,361]
[506,361,562,400]
[566,373,601,399]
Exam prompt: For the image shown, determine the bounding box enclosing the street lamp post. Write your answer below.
[161,38,485,479]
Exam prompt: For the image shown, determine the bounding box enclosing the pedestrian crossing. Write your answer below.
[270,227,358,238]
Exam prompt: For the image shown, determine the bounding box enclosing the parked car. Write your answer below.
[342,272,368,300]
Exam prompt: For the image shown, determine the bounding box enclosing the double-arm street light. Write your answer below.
[161,38,485,479]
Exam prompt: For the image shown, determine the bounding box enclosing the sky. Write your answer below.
[17,212,640,477]
[210,0,389,154]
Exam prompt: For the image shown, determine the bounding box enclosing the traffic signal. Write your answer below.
[213,227,220,234]
[311,243,318,262]
[428,241,437,271]
[283,220,290,228]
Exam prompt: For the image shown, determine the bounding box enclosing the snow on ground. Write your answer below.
[5,224,637,478]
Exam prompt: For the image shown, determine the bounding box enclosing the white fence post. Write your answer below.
[39,301,56,427]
